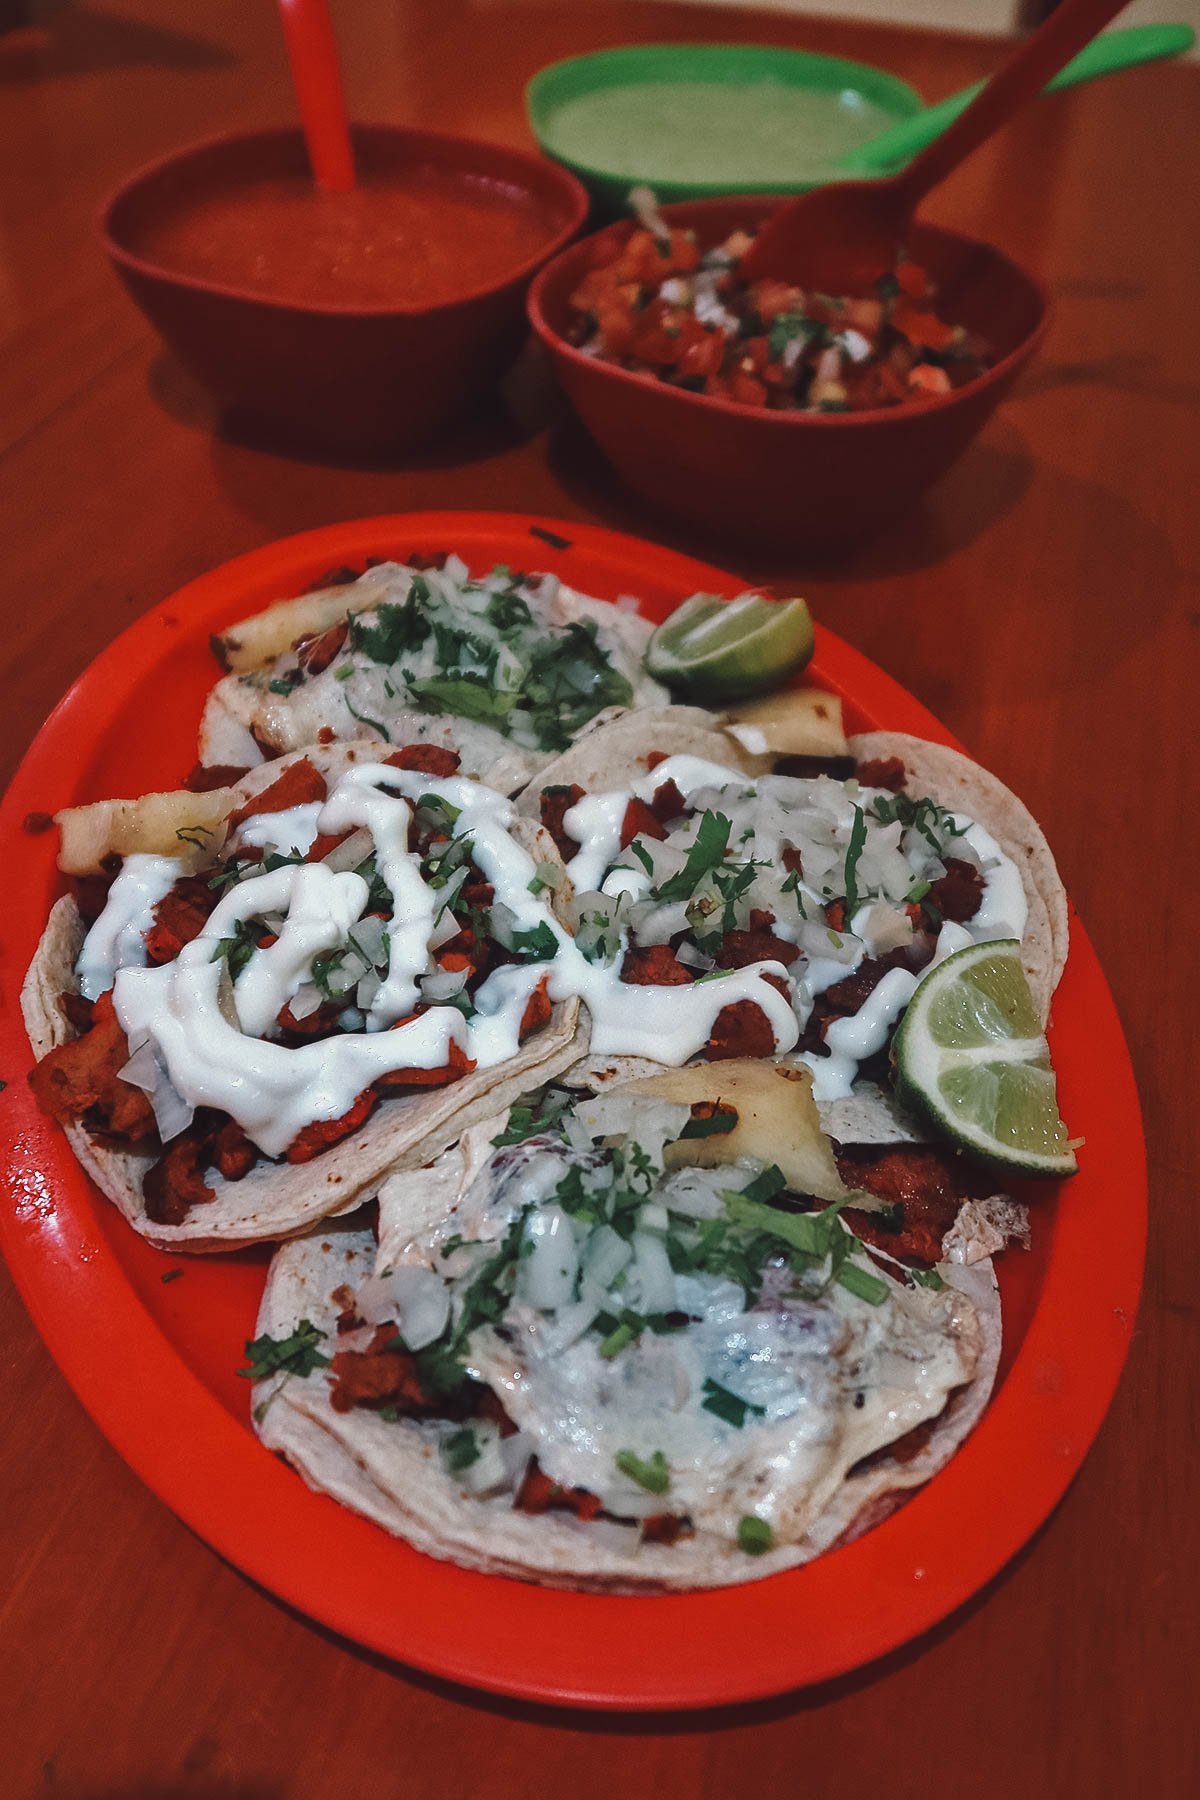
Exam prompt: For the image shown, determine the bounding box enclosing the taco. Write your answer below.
[199,555,668,790]
[518,705,1068,1139]
[250,1069,1017,1592]
[22,743,583,1252]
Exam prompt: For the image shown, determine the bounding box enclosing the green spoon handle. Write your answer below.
[836,22,1195,171]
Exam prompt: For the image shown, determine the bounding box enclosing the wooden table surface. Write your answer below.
[1,2,1196,1794]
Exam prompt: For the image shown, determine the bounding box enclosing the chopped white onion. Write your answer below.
[321,825,375,873]
[518,1204,579,1311]
[630,1230,676,1315]
[582,1224,633,1292]
[500,1431,534,1485]
[587,1517,644,1554]
[356,1265,450,1349]
[286,982,324,1021]
[118,1037,194,1142]
[539,1295,603,1356]
[118,1036,160,1094]
[455,1425,508,1495]
[421,966,469,1003]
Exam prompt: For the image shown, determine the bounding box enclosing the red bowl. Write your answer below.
[527,197,1049,548]
[102,125,590,457]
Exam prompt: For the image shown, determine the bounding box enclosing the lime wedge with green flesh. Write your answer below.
[646,591,815,702]
[893,939,1077,1178]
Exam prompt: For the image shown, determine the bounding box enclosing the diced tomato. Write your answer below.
[650,778,686,823]
[748,278,803,322]
[620,796,666,848]
[895,260,931,301]
[907,362,952,395]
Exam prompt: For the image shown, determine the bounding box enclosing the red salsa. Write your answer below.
[136,169,557,309]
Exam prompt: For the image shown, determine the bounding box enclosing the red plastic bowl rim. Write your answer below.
[527,201,1052,428]
[100,122,592,320]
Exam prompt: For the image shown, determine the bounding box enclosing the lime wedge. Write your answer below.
[646,592,814,702]
[893,939,1077,1178]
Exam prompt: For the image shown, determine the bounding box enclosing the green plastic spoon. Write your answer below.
[834,22,1194,172]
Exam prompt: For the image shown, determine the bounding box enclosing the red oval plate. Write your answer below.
[0,513,1144,1710]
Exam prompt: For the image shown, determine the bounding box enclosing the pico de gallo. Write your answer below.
[566,216,992,414]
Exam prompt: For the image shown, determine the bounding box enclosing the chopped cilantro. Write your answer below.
[268,676,298,696]
[871,791,958,854]
[654,810,732,903]
[491,1089,571,1147]
[737,1515,774,1555]
[334,663,354,681]
[598,1321,637,1359]
[348,587,430,663]
[211,917,267,979]
[415,792,461,832]
[766,312,825,360]
[835,1262,890,1306]
[843,803,867,922]
[701,1378,766,1429]
[737,1165,787,1207]
[238,1320,329,1382]
[509,922,559,962]
[908,1266,946,1290]
[342,691,392,740]
[615,1449,670,1495]
[408,673,520,728]
[486,584,534,633]
[443,1427,481,1474]
[679,1106,736,1141]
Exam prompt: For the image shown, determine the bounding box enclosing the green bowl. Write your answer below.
[526,43,923,216]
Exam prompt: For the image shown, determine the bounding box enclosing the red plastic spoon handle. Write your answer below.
[896,0,1128,210]
[277,0,356,193]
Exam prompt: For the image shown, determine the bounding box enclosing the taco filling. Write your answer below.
[203,557,666,780]
[251,1078,997,1575]
[539,749,1028,1095]
[27,750,578,1224]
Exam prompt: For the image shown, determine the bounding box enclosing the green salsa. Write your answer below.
[543,79,898,187]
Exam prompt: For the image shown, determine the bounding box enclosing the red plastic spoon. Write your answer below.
[738,0,1129,291]
[277,0,356,192]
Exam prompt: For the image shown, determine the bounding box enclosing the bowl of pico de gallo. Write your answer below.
[527,195,1049,548]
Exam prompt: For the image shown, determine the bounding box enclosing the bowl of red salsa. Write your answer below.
[102,125,589,455]
[527,196,1048,547]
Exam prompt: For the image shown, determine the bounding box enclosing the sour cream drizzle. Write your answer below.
[76,854,181,1002]
[562,754,1028,1099]
[82,751,1030,1155]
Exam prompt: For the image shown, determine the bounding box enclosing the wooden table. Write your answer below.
[1,2,1196,1793]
